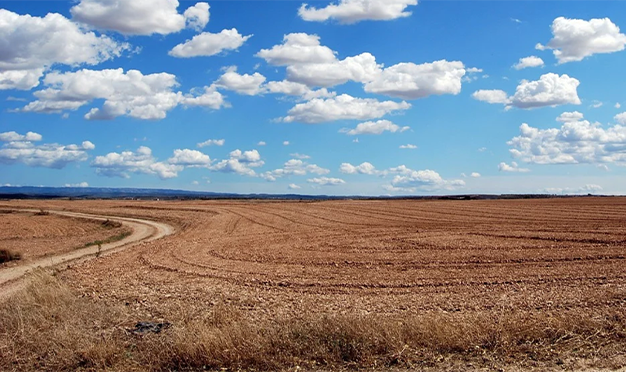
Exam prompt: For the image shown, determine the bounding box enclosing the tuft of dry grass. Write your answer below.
[0,270,128,371]
[0,249,21,263]
[1,271,625,371]
[34,209,49,216]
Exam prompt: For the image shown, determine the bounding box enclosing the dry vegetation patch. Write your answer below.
[1,271,624,371]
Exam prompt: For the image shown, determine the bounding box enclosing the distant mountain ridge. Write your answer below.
[0,186,602,201]
[0,186,337,200]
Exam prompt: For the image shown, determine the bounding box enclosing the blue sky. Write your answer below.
[1,0,625,195]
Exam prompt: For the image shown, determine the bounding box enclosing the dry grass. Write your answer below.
[1,272,624,371]
[0,249,21,264]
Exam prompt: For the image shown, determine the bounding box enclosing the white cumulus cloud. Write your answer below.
[298,0,418,24]
[20,68,227,119]
[364,60,466,100]
[473,73,581,109]
[307,177,346,186]
[71,0,210,35]
[507,113,626,166]
[262,159,330,181]
[472,89,510,105]
[340,120,409,135]
[339,162,378,175]
[498,162,530,173]
[513,56,545,70]
[169,29,252,58]
[282,94,410,124]
[213,67,266,96]
[386,166,465,191]
[256,33,337,66]
[197,139,225,148]
[0,131,95,169]
[536,17,626,64]
[209,149,264,177]
[92,146,184,179]
[0,9,130,90]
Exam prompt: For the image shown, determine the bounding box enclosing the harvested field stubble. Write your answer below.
[0,198,626,370]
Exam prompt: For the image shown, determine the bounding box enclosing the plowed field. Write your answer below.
[1,198,625,370]
[0,209,130,263]
[2,198,624,317]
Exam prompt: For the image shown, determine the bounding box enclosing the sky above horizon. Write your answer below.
[1,0,626,196]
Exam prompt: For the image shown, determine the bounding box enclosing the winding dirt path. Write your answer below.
[0,209,174,298]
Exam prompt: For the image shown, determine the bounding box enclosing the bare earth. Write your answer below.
[0,198,625,370]
[0,209,130,262]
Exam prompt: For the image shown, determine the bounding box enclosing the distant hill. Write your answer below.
[0,186,606,201]
[0,186,338,200]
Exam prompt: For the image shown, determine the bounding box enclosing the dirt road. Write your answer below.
[0,209,174,297]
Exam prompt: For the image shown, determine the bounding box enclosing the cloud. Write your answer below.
[470,172,481,178]
[339,162,378,175]
[262,159,330,181]
[288,183,301,190]
[615,112,626,124]
[0,131,43,142]
[71,0,210,35]
[399,144,417,149]
[257,141,266,146]
[507,113,626,166]
[364,60,466,99]
[209,149,264,177]
[257,33,467,102]
[265,80,336,100]
[472,89,509,104]
[616,103,622,109]
[184,2,211,31]
[282,94,410,123]
[65,182,89,188]
[386,166,465,191]
[307,177,346,186]
[92,146,184,179]
[290,153,311,159]
[498,162,530,173]
[512,56,544,70]
[542,184,603,194]
[0,131,95,169]
[257,33,382,88]
[536,17,626,64]
[181,86,226,110]
[20,68,227,119]
[168,149,211,167]
[197,139,225,147]
[557,111,584,123]
[0,9,130,90]
[169,29,252,58]
[590,100,603,109]
[286,52,382,88]
[473,73,581,109]
[298,0,418,24]
[340,120,409,135]
[256,33,337,66]
[214,67,266,96]
[0,69,46,91]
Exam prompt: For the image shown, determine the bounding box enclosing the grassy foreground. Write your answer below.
[0,271,624,371]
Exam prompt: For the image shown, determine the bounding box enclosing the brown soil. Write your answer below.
[0,198,625,370]
[0,209,131,264]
